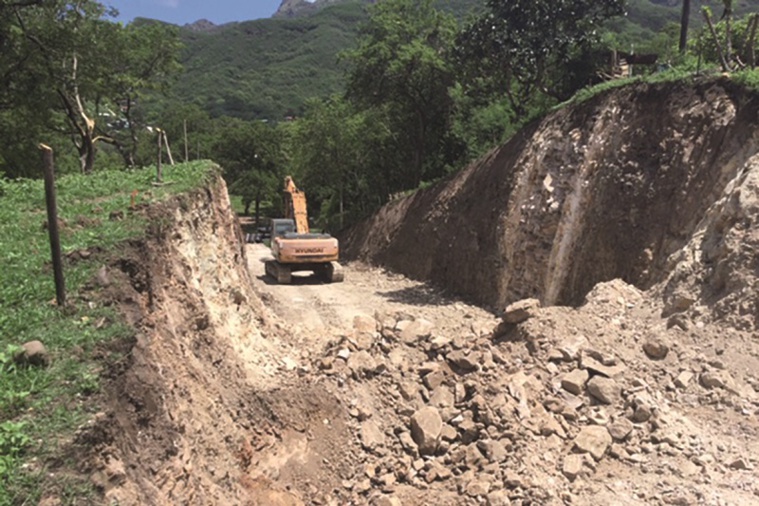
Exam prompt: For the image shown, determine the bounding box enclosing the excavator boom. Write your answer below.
[283,176,309,234]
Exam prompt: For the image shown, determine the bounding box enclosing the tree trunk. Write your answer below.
[339,184,344,230]
[413,109,427,188]
[704,9,731,72]
[747,14,759,68]
[79,134,95,174]
[254,197,261,229]
[726,12,733,65]
[679,0,691,53]
[124,97,139,168]
[184,119,189,162]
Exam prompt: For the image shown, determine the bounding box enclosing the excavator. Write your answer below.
[264,176,344,284]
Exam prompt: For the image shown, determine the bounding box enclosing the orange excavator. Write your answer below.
[265,176,344,284]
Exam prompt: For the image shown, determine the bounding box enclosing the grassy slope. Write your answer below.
[0,161,216,504]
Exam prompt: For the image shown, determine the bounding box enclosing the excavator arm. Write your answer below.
[283,176,309,234]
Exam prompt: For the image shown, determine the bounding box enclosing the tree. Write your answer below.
[3,1,181,175]
[700,8,759,71]
[13,1,121,174]
[457,0,626,113]
[343,0,459,190]
[289,97,390,230]
[213,119,284,227]
[102,22,182,168]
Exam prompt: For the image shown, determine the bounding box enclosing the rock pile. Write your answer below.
[307,280,759,505]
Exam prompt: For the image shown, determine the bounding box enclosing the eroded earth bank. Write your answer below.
[69,79,759,506]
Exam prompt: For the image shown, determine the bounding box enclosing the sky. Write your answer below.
[105,0,288,26]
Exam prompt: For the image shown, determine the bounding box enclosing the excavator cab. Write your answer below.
[271,218,296,239]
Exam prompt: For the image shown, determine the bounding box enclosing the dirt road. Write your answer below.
[243,244,759,506]
[246,243,500,349]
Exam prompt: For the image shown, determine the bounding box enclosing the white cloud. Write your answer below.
[157,0,180,7]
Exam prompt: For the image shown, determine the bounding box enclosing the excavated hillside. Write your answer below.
[59,78,759,506]
[341,78,759,331]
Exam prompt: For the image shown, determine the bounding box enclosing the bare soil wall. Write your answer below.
[340,78,759,328]
[77,177,348,505]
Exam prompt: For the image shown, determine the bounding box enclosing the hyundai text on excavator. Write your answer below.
[265,176,344,284]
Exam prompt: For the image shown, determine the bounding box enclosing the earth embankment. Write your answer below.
[340,78,759,329]
[63,78,759,505]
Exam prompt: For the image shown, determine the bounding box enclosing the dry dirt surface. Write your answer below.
[62,78,759,506]
[238,244,759,506]
[67,178,759,506]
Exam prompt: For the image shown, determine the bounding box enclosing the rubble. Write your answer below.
[296,276,759,504]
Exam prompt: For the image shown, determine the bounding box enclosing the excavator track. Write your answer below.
[265,260,292,284]
[327,261,344,283]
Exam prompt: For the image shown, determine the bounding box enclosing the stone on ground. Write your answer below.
[503,298,541,324]
[16,340,50,367]
[574,426,612,460]
[410,406,443,455]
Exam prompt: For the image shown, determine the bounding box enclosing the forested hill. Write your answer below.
[170,0,726,121]
[170,0,485,120]
[172,2,368,120]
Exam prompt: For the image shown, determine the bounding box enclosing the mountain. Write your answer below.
[169,0,758,121]
[172,1,368,120]
[274,0,375,18]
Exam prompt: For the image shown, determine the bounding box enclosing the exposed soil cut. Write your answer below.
[340,78,759,332]
[54,79,759,506]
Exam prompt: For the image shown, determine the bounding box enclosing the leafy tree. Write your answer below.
[12,1,122,174]
[457,0,627,113]
[289,97,390,230]
[213,119,284,226]
[449,84,519,163]
[148,101,215,164]
[343,0,460,190]
[699,8,759,70]
[1,1,181,176]
[103,22,182,168]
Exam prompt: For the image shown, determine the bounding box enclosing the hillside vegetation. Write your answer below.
[170,0,759,120]
[170,0,489,119]
[173,2,367,120]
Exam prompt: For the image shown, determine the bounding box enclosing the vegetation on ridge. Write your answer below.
[0,161,215,503]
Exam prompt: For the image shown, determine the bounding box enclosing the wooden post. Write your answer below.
[163,130,175,166]
[156,128,163,183]
[679,0,691,54]
[745,14,759,68]
[40,144,66,307]
[183,119,189,162]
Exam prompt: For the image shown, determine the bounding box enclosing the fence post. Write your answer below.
[183,119,189,162]
[156,128,163,183]
[40,144,66,307]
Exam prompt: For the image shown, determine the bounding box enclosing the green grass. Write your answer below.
[730,68,759,91]
[0,160,216,505]
[554,62,729,111]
